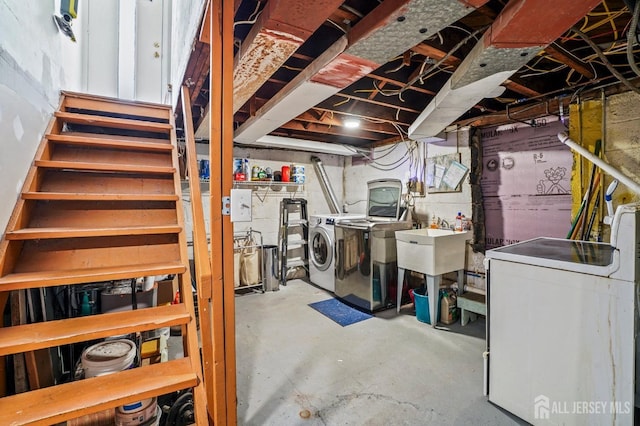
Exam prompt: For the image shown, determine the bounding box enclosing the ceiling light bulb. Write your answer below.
[344,118,360,128]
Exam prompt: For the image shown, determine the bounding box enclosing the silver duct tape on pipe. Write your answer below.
[311,156,341,214]
[557,132,640,195]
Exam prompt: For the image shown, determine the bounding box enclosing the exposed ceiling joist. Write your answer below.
[544,42,595,79]
[233,0,488,144]
[182,1,638,148]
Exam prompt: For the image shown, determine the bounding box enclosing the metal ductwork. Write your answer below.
[409,0,602,139]
[234,0,488,144]
[233,0,345,113]
[197,0,345,138]
[311,156,341,214]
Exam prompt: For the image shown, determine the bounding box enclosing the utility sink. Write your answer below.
[395,228,469,276]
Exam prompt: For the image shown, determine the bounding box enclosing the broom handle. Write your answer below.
[567,140,601,239]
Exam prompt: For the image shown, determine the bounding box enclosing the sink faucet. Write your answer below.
[438,218,449,229]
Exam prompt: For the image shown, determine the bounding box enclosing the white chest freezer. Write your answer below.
[485,203,640,425]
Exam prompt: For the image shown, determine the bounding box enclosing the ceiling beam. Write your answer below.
[456,97,571,128]
[312,106,413,127]
[234,0,489,144]
[368,73,436,95]
[279,120,390,141]
[489,0,602,48]
[332,93,421,113]
[410,43,462,67]
[502,79,542,98]
[544,42,595,79]
[269,130,372,146]
[294,111,400,135]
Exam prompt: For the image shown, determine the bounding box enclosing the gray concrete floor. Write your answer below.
[235,279,525,426]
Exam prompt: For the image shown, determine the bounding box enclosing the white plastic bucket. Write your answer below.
[150,405,162,425]
[82,339,136,378]
[115,397,158,426]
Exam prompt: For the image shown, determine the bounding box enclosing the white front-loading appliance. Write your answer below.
[309,213,363,292]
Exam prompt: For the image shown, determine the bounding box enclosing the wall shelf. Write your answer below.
[181,180,304,190]
[233,181,304,189]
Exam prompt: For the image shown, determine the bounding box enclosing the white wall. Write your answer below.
[415,130,473,226]
[170,0,207,107]
[344,131,473,225]
[181,146,345,253]
[343,131,484,290]
[232,148,345,246]
[0,0,83,233]
[417,132,486,291]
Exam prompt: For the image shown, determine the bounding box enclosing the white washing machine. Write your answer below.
[309,213,363,292]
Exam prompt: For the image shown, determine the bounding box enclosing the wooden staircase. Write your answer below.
[0,92,207,424]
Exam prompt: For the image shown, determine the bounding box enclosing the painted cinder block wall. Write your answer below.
[230,147,345,246]
[181,145,345,252]
[568,91,640,243]
[342,130,485,289]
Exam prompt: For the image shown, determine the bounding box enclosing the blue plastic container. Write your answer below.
[199,159,210,179]
[413,287,439,325]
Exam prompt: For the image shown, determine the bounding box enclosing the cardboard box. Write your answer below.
[100,286,156,313]
[157,276,178,305]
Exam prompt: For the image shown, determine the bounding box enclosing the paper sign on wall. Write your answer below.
[426,153,465,192]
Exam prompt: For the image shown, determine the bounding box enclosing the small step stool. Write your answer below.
[457,292,486,326]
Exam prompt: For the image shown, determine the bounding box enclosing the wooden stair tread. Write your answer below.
[54,111,172,134]
[62,94,171,121]
[35,159,175,174]
[0,358,197,426]
[0,261,186,291]
[0,304,189,356]
[6,224,182,240]
[0,91,207,424]
[61,131,171,145]
[62,90,171,111]
[23,192,179,201]
[47,133,173,152]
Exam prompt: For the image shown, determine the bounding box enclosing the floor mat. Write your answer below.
[308,298,372,327]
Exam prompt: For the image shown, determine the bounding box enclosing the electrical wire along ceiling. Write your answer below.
[177,0,640,150]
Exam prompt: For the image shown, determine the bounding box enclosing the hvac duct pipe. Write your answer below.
[311,156,341,214]
[557,132,640,196]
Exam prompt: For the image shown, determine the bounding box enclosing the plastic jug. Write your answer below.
[440,290,458,324]
[454,212,463,231]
